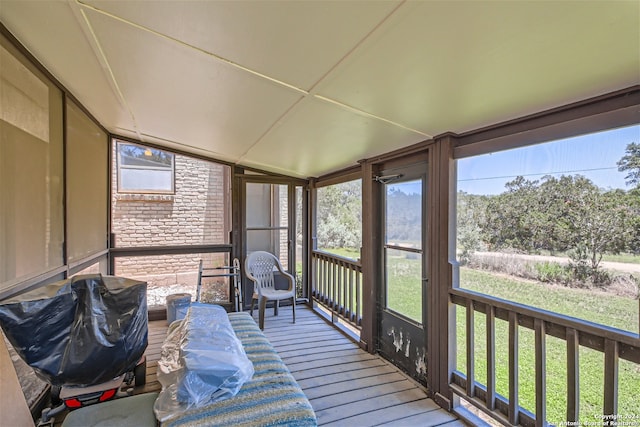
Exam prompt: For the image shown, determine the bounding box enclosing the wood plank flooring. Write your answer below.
[262,305,463,427]
[139,320,167,395]
[145,304,464,427]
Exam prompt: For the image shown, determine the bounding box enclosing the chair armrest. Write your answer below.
[274,264,296,292]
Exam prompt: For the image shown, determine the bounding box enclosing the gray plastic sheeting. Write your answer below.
[0,274,148,387]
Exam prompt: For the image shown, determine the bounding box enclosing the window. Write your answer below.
[66,100,108,262]
[116,141,174,193]
[111,144,232,306]
[316,179,362,260]
[454,125,640,421]
[455,125,639,334]
[245,183,289,268]
[0,38,64,292]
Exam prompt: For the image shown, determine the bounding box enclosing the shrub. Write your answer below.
[534,262,570,284]
[468,252,536,280]
[591,269,613,287]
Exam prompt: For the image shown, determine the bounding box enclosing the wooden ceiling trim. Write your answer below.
[359,136,435,167]
[313,164,362,188]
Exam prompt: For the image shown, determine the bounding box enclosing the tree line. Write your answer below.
[316,181,424,251]
[458,142,640,284]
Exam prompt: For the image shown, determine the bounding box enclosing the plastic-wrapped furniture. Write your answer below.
[156,309,317,426]
[154,303,254,422]
[166,293,191,325]
[245,251,296,330]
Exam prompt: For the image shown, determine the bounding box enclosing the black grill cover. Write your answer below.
[0,274,148,387]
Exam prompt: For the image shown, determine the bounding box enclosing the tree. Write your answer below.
[480,174,632,284]
[385,188,421,242]
[623,187,640,255]
[484,176,542,252]
[316,181,362,250]
[457,192,489,263]
[565,185,630,274]
[617,142,640,188]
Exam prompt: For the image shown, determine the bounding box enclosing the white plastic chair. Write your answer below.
[245,251,296,330]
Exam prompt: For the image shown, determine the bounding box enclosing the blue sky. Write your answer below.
[457,125,640,195]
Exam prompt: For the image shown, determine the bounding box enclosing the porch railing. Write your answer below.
[311,250,363,329]
[449,287,640,427]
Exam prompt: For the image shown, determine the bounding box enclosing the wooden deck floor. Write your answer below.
[144,304,464,427]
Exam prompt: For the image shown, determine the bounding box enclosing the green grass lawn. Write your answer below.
[457,268,639,423]
[601,253,640,264]
[317,247,361,259]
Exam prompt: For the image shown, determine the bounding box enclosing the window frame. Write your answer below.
[443,88,640,424]
[116,140,175,194]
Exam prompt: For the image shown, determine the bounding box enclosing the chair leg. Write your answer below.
[274,300,279,316]
[258,296,267,330]
[292,296,296,324]
[250,293,258,317]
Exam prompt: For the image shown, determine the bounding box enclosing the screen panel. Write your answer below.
[0,38,64,289]
[66,100,108,262]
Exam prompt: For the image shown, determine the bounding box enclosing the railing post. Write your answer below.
[509,311,520,426]
[322,257,327,304]
[356,267,362,326]
[342,261,347,315]
[466,299,475,398]
[566,328,580,422]
[534,319,547,427]
[352,266,355,319]
[603,339,619,418]
[486,305,496,411]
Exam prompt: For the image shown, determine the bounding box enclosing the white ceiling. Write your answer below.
[1,0,638,178]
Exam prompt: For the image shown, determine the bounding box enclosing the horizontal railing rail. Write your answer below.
[311,250,363,329]
[449,287,640,427]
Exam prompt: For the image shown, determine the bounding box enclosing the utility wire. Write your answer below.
[458,166,618,182]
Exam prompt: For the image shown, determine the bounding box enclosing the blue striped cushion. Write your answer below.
[162,312,317,427]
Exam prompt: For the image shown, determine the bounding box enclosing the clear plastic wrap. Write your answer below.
[0,274,148,387]
[154,303,254,422]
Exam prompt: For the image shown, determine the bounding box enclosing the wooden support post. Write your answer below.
[359,160,379,353]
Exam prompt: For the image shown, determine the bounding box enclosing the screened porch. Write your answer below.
[1,2,639,426]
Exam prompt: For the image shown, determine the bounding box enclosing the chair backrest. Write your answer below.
[245,251,279,292]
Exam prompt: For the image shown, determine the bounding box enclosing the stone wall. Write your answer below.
[111,146,230,305]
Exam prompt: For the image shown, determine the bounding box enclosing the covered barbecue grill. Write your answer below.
[0,274,148,388]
